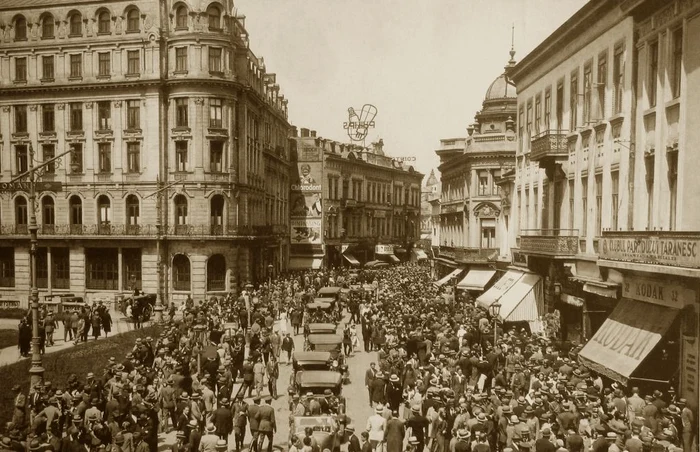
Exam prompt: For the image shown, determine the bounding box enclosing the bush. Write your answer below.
[0,325,161,428]
[0,308,28,320]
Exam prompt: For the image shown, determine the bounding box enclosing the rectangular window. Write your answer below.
[70,54,82,78]
[98,52,110,76]
[42,104,55,132]
[36,248,48,289]
[98,142,111,173]
[583,62,592,125]
[52,248,69,289]
[127,142,140,173]
[478,171,489,196]
[126,100,140,129]
[544,88,552,130]
[613,45,624,114]
[210,141,223,172]
[15,145,28,174]
[175,47,187,72]
[127,50,140,75]
[71,143,83,173]
[86,248,118,290]
[15,57,27,81]
[534,95,542,134]
[210,98,223,128]
[15,105,27,133]
[42,144,55,173]
[209,47,222,73]
[568,179,575,230]
[671,28,683,99]
[556,81,564,131]
[611,171,619,231]
[595,174,602,236]
[597,51,607,118]
[518,107,524,152]
[669,152,678,230]
[570,70,579,131]
[648,41,658,107]
[581,176,588,236]
[175,98,188,127]
[175,140,188,172]
[526,101,533,138]
[97,101,111,130]
[42,55,54,80]
[70,102,82,131]
[0,248,15,288]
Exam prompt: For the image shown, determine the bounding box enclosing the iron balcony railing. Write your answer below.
[519,229,579,255]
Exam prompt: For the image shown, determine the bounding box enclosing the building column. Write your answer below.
[46,247,53,294]
[117,247,123,292]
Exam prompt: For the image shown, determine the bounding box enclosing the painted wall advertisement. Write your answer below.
[291,150,323,246]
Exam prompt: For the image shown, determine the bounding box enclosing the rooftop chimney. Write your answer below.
[300,128,310,138]
[310,130,317,138]
[291,126,298,137]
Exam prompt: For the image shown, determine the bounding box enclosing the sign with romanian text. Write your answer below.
[622,275,696,310]
[600,234,700,269]
[0,181,62,193]
[375,244,394,255]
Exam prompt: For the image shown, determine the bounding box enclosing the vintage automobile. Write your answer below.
[306,334,343,356]
[307,323,338,335]
[120,293,157,321]
[316,287,342,302]
[290,415,344,452]
[293,351,347,383]
[293,370,346,413]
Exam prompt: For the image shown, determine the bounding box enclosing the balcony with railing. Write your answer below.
[530,130,568,163]
[519,229,579,257]
[0,224,278,239]
[440,246,498,262]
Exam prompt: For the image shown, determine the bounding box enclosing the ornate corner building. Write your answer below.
[0,0,292,306]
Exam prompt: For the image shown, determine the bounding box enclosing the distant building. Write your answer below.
[289,129,424,269]
[0,0,292,306]
[420,169,440,253]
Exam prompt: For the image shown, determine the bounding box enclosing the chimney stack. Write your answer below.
[310,130,317,138]
[291,126,298,137]
[300,128,310,138]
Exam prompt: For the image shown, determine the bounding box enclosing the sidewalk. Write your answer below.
[0,310,138,367]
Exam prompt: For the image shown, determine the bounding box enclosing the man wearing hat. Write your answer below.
[627,387,645,422]
[199,424,219,452]
[366,404,387,452]
[211,398,233,442]
[248,396,262,452]
[679,399,695,452]
[454,429,471,452]
[171,431,186,452]
[232,394,248,452]
[406,404,429,452]
[255,397,276,452]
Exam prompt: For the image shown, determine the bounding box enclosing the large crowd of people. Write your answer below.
[1,262,697,452]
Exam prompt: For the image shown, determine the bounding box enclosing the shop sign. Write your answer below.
[441,204,463,214]
[622,275,696,310]
[0,300,20,309]
[512,251,528,267]
[373,210,387,218]
[375,244,394,254]
[0,181,62,193]
[600,234,700,269]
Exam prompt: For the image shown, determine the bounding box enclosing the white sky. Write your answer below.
[235,0,588,180]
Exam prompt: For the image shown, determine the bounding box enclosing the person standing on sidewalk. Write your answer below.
[101,309,113,337]
[281,333,294,364]
[44,311,56,347]
[265,355,279,399]
[70,310,80,342]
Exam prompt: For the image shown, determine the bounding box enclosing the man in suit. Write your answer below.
[627,387,645,422]
[365,363,377,407]
[231,394,248,452]
[247,397,261,452]
[347,425,362,452]
[211,398,233,442]
[370,371,387,406]
[384,411,405,452]
[255,397,276,452]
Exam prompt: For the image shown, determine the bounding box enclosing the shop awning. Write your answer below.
[413,249,429,261]
[377,253,400,263]
[457,269,496,291]
[435,257,459,268]
[497,273,542,322]
[289,256,324,270]
[421,233,431,240]
[342,253,361,267]
[476,270,524,309]
[578,298,679,385]
[435,269,462,287]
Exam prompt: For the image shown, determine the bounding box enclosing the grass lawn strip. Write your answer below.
[0,325,161,428]
[0,329,17,350]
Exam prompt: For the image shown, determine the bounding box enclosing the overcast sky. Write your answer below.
[235,0,587,180]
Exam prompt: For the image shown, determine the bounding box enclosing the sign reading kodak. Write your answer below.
[600,234,700,269]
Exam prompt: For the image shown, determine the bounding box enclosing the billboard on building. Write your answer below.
[291,218,322,244]
[291,192,323,217]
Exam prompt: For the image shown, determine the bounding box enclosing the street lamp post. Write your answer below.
[9,144,72,391]
[490,301,501,347]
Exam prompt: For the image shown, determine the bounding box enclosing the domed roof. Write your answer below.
[485,73,516,101]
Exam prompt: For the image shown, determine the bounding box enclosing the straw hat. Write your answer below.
[205,423,216,433]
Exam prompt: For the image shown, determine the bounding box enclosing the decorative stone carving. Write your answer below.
[115,16,123,34]
[29,105,37,111]
[56,103,65,110]
[113,101,121,108]
[2,106,10,113]
[474,202,500,218]
[144,14,154,30]
[194,97,205,106]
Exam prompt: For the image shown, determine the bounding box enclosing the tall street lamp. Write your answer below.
[490,301,501,347]
[9,143,72,390]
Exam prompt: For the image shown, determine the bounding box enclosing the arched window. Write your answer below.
[69,12,82,36]
[207,5,221,30]
[97,195,111,225]
[69,195,82,231]
[97,11,111,34]
[207,254,226,291]
[15,197,27,231]
[14,16,27,40]
[42,196,55,225]
[210,194,224,234]
[172,254,191,291]
[126,195,139,226]
[126,8,140,32]
[42,14,55,39]
[174,194,188,225]
[175,5,188,29]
